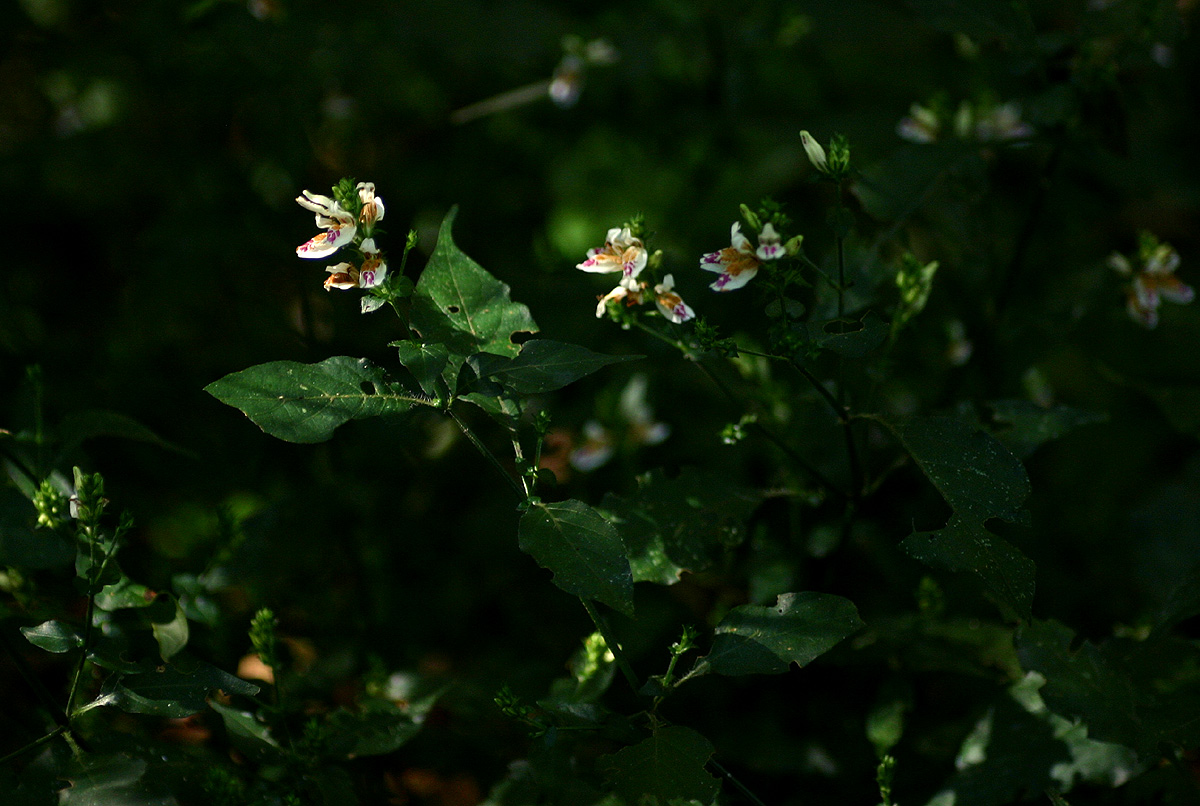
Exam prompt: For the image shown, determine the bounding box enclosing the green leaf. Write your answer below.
[887,416,1035,621]
[56,410,192,460]
[393,340,453,398]
[323,707,424,757]
[410,206,538,357]
[95,577,155,611]
[805,311,889,357]
[208,699,281,761]
[518,500,634,616]
[472,340,641,395]
[57,754,168,806]
[985,399,1107,459]
[103,658,259,717]
[602,468,760,585]
[151,597,189,661]
[21,620,83,653]
[599,726,720,804]
[205,356,429,443]
[692,592,864,677]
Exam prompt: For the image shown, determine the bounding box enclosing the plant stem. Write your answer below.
[709,758,769,806]
[580,598,639,692]
[447,407,526,500]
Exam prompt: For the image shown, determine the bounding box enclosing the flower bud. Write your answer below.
[739,203,762,232]
[800,130,829,174]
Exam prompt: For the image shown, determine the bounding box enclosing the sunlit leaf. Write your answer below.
[518,500,634,616]
[410,206,538,357]
[22,620,83,653]
[691,592,863,677]
[393,340,453,398]
[472,340,641,395]
[205,356,429,443]
[602,468,759,585]
[599,726,720,804]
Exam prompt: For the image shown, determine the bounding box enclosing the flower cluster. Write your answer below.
[1109,233,1194,328]
[897,100,1032,144]
[578,226,695,324]
[296,181,391,310]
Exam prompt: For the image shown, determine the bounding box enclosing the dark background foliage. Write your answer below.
[3,0,1199,803]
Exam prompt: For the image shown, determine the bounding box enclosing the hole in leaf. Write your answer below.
[510,331,534,345]
[823,318,864,335]
[447,305,461,313]
[360,382,376,395]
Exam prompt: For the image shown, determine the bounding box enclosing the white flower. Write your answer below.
[295,191,357,259]
[800,130,829,174]
[653,274,695,324]
[701,222,784,292]
[577,226,649,285]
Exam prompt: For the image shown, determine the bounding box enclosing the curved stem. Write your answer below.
[448,407,526,500]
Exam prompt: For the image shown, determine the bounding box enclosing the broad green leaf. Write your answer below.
[472,340,641,395]
[805,311,890,357]
[599,726,719,804]
[1015,619,1200,756]
[150,597,189,661]
[692,592,863,677]
[887,416,1035,621]
[986,399,1106,459]
[57,754,171,806]
[95,577,155,610]
[518,500,634,616]
[323,707,423,757]
[22,620,83,653]
[393,340,453,398]
[410,206,538,357]
[602,468,759,585]
[209,699,281,761]
[103,658,259,717]
[205,356,429,443]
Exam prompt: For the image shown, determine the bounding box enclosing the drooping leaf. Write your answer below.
[205,356,429,443]
[602,468,760,585]
[985,399,1107,459]
[56,410,192,460]
[599,726,720,804]
[410,206,538,357]
[95,577,155,611]
[103,658,258,717]
[518,500,634,616]
[57,754,175,806]
[887,416,1035,621]
[150,597,189,661]
[690,592,863,677]
[22,620,83,653]
[805,311,890,357]
[208,699,281,761]
[471,340,641,395]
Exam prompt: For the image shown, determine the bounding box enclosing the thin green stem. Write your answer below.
[709,758,769,806]
[448,408,526,500]
[0,726,68,767]
[581,598,639,692]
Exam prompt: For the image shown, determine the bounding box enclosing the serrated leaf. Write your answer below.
[410,206,537,357]
[692,592,863,677]
[887,416,1035,621]
[602,468,760,585]
[518,500,634,616]
[805,311,889,357]
[22,620,83,653]
[393,340,453,398]
[472,340,641,395]
[599,726,719,804]
[206,356,429,443]
[986,399,1107,459]
[103,659,259,717]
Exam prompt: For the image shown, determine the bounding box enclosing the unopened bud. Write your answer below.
[800,130,829,174]
[739,203,762,232]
